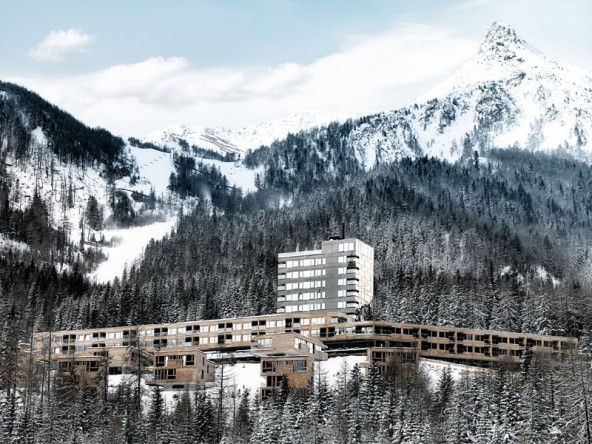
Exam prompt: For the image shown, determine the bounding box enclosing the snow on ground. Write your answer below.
[129,146,174,196]
[420,359,482,388]
[89,218,177,283]
[0,233,29,254]
[104,355,486,414]
[534,265,561,286]
[231,362,265,392]
[130,145,262,195]
[321,354,368,384]
[202,159,263,194]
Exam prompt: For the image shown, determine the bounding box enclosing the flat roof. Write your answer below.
[278,249,322,258]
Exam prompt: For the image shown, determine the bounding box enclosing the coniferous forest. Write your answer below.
[2,136,592,441]
[1,73,592,443]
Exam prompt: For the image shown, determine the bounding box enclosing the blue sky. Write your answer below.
[2,0,591,137]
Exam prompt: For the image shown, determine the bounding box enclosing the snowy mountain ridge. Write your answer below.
[143,110,355,155]
[144,22,592,169]
[347,21,592,166]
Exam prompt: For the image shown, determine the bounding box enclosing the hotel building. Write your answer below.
[277,238,374,315]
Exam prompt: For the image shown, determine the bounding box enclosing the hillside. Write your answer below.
[0,82,170,270]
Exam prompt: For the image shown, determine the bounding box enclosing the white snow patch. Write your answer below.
[534,265,561,286]
[320,354,368,385]
[420,359,480,388]
[90,218,177,284]
[129,146,174,196]
[0,233,29,254]
[227,362,266,392]
[31,126,47,145]
[202,159,263,194]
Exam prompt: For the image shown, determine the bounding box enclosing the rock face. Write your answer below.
[346,21,592,166]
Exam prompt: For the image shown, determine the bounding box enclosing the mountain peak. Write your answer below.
[478,22,530,60]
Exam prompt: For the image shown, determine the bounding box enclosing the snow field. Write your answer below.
[89,217,177,283]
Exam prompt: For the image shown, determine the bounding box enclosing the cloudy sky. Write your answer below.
[2,0,591,137]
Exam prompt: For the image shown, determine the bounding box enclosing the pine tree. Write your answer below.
[147,386,165,443]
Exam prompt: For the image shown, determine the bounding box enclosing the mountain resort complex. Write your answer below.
[31,236,578,398]
[2,4,592,442]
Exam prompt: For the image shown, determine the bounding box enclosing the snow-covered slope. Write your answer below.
[130,145,263,194]
[144,110,354,155]
[347,21,592,165]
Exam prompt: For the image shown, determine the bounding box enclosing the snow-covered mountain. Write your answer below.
[347,21,592,166]
[144,110,354,155]
[0,81,172,268]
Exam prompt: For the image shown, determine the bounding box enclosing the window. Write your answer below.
[338,301,346,309]
[338,242,354,252]
[338,256,346,263]
[293,360,307,372]
[262,361,275,373]
[85,361,99,372]
[338,267,346,274]
[257,338,272,349]
[338,279,346,286]
[154,328,168,337]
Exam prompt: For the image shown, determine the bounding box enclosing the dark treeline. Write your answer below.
[1,350,591,443]
[0,82,133,176]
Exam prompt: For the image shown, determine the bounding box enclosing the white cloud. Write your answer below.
[29,28,95,62]
[15,23,477,135]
